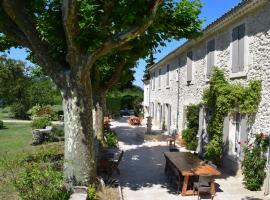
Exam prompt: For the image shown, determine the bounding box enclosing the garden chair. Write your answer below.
[108,150,124,176]
[193,174,214,200]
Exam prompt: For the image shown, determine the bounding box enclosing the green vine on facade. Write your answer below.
[182,104,200,150]
[202,67,262,164]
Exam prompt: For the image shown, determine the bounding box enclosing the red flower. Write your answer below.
[237,141,241,144]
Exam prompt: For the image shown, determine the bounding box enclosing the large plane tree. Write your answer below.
[0,0,202,188]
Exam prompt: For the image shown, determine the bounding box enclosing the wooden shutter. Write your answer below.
[207,40,215,77]
[238,24,245,72]
[232,27,239,73]
[239,115,248,160]
[187,51,193,82]
[222,115,230,154]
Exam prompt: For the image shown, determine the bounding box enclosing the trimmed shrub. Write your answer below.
[0,120,4,129]
[31,117,51,129]
[104,131,118,148]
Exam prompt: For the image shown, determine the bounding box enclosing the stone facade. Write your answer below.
[144,0,270,172]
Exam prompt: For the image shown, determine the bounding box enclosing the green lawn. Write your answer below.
[0,123,32,200]
[0,108,11,120]
[0,123,33,156]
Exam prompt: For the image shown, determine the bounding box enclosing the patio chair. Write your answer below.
[193,174,214,200]
[108,150,124,175]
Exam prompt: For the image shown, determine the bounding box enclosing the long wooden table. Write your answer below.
[164,152,221,196]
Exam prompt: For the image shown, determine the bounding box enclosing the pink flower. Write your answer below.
[237,141,241,144]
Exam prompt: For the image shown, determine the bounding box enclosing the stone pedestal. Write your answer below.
[146,116,152,134]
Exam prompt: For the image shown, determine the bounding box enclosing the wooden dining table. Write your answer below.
[164,152,221,196]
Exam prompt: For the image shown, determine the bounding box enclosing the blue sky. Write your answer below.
[5,0,241,87]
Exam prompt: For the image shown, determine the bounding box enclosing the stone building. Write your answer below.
[143,0,270,173]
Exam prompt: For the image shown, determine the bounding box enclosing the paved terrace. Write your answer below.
[110,117,270,200]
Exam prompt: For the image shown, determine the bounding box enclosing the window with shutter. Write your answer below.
[187,51,193,83]
[166,64,170,86]
[206,40,215,78]
[232,24,245,73]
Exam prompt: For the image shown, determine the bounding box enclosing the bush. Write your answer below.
[87,185,97,200]
[0,145,67,200]
[28,105,54,120]
[10,102,30,119]
[51,126,64,137]
[182,128,198,150]
[182,104,200,150]
[31,117,51,129]
[0,120,3,129]
[15,163,70,200]
[104,131,118,148]
[242,133,269,191]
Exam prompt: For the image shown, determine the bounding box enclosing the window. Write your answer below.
[166,64,170,86]
[187,51,193,83]
[158,68,161,88]
[232,24,245,73]
[206,39,215,78]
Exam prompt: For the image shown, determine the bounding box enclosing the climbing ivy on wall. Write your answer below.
[202,67,262,164]
[182,104,200,150]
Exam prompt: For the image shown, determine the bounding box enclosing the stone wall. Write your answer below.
[144,2,270,136]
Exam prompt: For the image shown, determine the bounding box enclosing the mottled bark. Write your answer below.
[62,76,96,189]
[93,93,106,146]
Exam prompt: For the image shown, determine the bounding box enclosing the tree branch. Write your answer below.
[62,0,81,67]
[100,0,115,28]
[84,0,163,70]
[0,15,30,48]
[2,0,66,87]
[101,61,127,92]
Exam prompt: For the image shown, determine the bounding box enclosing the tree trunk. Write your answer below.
[93,93,106,146]
[62,78,96,189]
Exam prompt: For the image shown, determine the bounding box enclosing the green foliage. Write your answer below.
[87,185,97,200]
[203,67,262,164]
[242,134,270,191]
[0,120,3,129]
[31,117,52,129]
[104,131,118,148]
[10,102,30,119]
[51,126,64,137]
[14,163,69,200]
[28,105,54,119]
[106,95,122,117]
[0,144,67,200]
[0,57,62,119]
[182,104,200,150]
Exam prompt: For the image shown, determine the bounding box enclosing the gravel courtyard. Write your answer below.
[110,117,270,200]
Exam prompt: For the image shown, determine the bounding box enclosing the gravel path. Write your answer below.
[110,117,270,200]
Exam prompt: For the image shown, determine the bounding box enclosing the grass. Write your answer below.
[0,123,33,156]
[0,108,12,120]
[0,122,64,200]
[0,123,32,200]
